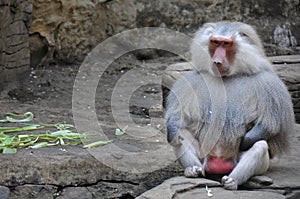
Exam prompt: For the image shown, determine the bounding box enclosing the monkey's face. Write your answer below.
[191,22,270,77]
[208,36,237,76]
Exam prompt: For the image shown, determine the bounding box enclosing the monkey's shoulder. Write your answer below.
[172,70,288,94]
[229,71,289,96]
[168,69,291,110]
[168,71,208,101]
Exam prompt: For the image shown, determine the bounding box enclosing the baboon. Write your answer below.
[165,22,295,190]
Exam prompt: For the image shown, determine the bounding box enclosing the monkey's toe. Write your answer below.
[184,166,204,177]
[222,176,238,190]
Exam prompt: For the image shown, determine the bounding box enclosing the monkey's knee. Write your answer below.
[253,140,268,148]
[249,140,270,174]
[251,140,269,156]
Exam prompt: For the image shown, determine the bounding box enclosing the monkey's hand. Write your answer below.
[184,166,205,178]
[240,123,268,151]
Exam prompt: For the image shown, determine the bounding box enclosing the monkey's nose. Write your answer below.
[214,62,223,69]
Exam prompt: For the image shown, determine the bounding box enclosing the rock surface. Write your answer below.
[162,55,300,123]
[271,56,300,123]
[0,186,10,199]
[0,0,32,91]
[28,0,300,65]
[136,177,221,199]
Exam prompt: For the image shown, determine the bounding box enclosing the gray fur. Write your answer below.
[166,22,295,189]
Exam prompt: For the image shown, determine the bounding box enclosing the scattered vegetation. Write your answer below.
[0,112,121,154]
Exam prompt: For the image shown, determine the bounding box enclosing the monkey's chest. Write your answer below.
[188,80,258,155]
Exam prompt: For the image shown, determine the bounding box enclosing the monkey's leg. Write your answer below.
[240,123,268,151]
[171,129,205,177]
[222,140,270,190]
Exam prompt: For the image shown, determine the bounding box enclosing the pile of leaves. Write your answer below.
[0,112,126,154]
[0,112,87,154]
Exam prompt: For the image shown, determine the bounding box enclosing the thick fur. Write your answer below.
[166,21,295,187]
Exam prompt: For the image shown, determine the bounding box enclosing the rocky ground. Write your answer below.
[0,53,299,199]
[0,53,183,199]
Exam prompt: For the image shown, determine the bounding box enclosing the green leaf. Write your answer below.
[115,126,127,136]
[2,147,17,154]
[83,140,113,148]
[3,136,15,145]
[0,126,20,131]
[0,124,42,133]
[4,112,34,123]
[0,111,89,152]
[30,142,48,149]
[59,138,65,145]
[18,134,29,139]
[55,123,74,130]
[50,130,83,137]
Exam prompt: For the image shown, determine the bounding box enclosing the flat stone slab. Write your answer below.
[136,176,221,199]
[174,187,286,199]
[137,176,288,199]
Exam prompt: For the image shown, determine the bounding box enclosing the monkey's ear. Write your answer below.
[202,22,216,29]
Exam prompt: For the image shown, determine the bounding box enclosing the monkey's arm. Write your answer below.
[166,112,183,146]
[167,114,205,177]
[240,123,270,151]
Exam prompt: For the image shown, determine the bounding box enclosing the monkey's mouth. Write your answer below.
[213,63,230,77]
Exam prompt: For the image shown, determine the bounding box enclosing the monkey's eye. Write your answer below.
[223,41,232,47]
[211,40,220,46]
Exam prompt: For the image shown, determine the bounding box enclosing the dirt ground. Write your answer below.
[0,52,185,198]
[1,52,176,129]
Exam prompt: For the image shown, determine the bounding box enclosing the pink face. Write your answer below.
[209,37,237,76]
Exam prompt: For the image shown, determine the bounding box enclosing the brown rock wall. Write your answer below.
[28,0,137,65]
[29,0,300,65]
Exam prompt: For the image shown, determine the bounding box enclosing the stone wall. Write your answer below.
[0,0,32,90]
[29,0,300,66]
[28,0,137,66]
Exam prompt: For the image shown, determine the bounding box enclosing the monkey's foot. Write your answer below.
[184,166,204,177]
[222,176,238,190]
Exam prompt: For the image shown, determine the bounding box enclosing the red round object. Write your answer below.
[206,157,235,174]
